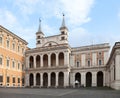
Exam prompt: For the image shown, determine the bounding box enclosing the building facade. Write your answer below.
[0,25,28,87]
[25,15,119,89]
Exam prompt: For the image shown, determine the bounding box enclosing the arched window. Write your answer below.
[59,52,64,66]
[29,56,34,68]
[51,53,56,67]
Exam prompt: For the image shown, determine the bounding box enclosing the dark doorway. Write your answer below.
[43,73,48,87]
[29,73,34,86]
[86,72,92,87]
[36,73,40,86]
[51,72,56,87]
[58,72,64,87]
[97,71,103,87]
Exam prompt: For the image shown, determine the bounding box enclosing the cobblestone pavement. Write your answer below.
[0,87,120,98]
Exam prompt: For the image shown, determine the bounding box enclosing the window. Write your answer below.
[37,41,40,44]
[22,48,24,54]
[61,37,65,40]
[99,52,102,55]
[88,60,90,66]
[61,31,65,35]
[37,36,40,39]
[0,57,2,65]
[76,61,80,67]
[7,76,10,83]
[22,64,24,70]
[99,60,102,65]
[18,78,20,83]
[13,77,15,83]
[0,76,3,82]
[0,37,2,44]
[7,40,9,48]
[7,59,9,67]
[18,46,20,52]
[12,61,15,68]
[12,43,15,50]
[18,63,20,70]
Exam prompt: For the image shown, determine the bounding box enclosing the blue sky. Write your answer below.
[0,0,120,48]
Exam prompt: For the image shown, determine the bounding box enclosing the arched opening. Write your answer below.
[36,73,40,86]
[51,53,56,67]
[43,54,48,67]
[86,72,92,87]
[97,71,103,87]
[36,55,40,68]
[59,52,64,66]
[29,73,34,86]
[75,73,81,86]
[51,72,56,87]
[58,72,64,87]
[29,56,34,68]
[43,73,48,87]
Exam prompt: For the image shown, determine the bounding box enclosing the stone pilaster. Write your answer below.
[56,53,58,66]
[34,73,36,86]
[48,54,51,67]
[40,73,43,87]
[34,55,36,68]
[41,55,43,67]
[81,72,85,87]
[64,72,69,87]
[56,72,58,87]
[92,71,97,86]
[48,73,51,87]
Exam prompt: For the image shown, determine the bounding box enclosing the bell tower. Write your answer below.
[36,19,44,47]
[59,14,68,44]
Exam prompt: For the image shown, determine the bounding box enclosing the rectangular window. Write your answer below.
[12,61,15,68]
[12,43,15,50]
[0,76,3,82]
[76,61,80,67]
[13,77,15,83]
[18,78,20,83]
[0,57,2,65]
[7,76,10,83]
[99,60,102,65]
[88,60,90,66]
[7,59,9,67]
[7,40,9,48]
[18,46,20,52]
[22,48,24,54]
[0,37,2,44]
[18,63,20,70]
[22,64,24,70]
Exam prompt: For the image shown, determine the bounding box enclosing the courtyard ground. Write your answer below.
[0,87,120,98]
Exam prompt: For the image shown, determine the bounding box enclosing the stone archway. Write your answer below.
[36,55,40,68]
[58,72,64,87]
[51,72,56,87]
[43,73,48,87]
[97,71,103,87]
[75,72,81,86]
[29,56,34,68]
[59,52,64,66]
[86,72,92,87]
[51,53,56,67]
[36,73,40,86]
[29,73,34,86]
[43,54,48,67]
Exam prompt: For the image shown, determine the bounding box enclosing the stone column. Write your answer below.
[25,73,29,87]
[48,53,51,67]
[56,72,58,87]
[40,73,43,87]
[41,55,43,67]
[27,56,29,68]
[48,73,51,87]
[92,71,97,87]
[103,71,106,86]
[64,51,69,67]
[34,55,36,68]
[81,72,86,87]
[56,53,58,66]
[72,73,75,87]
[34,73,36,86]
[64,72,69,87]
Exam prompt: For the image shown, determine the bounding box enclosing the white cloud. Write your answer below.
[59,0,95,26]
